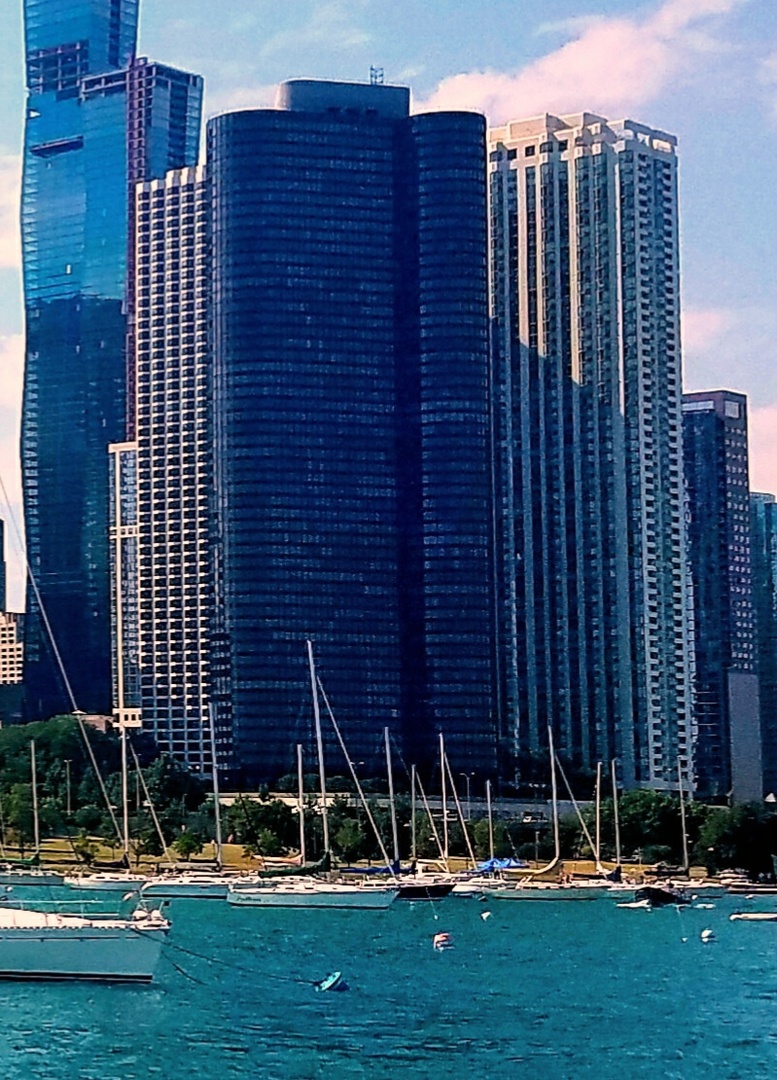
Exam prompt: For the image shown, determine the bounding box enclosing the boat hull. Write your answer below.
[485,886,605,901]
[0,871,65,887]
[0,919,167,982]
[227,884,396,910]
[141,878,229,899]
[65,875,146,893]
[396,882,455,901]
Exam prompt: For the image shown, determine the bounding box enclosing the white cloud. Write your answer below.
[421,0,747,121]
[683,303,777,406]
[204,83,277,119]
[0,155,22,272]
[759,50,777,121]
[682,306,735,356]
[0,333,25,611]
[749,405,777,497]
[259,1,371,61]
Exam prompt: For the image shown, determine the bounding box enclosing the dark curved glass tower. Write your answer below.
[208,82,496,784]
[20,0,202,718]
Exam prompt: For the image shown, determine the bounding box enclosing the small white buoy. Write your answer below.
[700,928,715,943]
[480,910,492,921]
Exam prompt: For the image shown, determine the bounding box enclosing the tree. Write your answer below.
[5,784,35,854]
[333,818,364,863]
[173,831,203,861]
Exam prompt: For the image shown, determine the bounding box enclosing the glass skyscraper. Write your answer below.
[21,0,202,718]
[208,81,496,784]
[751,492,777,797]
[683,390,762,801]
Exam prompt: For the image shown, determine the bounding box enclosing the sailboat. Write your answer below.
[356,729,454,902]
[141,706,234,899]
[0,905,169,983]
[0,742,65,887]
[484,728,603,901]
[0,498,170,981]
[227,641,397,910]
[65,726,146,894]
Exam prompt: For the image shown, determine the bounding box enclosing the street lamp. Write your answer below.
[64,759,72,816]
[459,773,472,821]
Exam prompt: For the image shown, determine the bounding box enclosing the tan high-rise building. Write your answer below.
[489,112,694,791]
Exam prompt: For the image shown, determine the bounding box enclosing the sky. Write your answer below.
[0,0,776,607]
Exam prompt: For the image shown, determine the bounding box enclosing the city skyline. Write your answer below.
[1,1,776,609]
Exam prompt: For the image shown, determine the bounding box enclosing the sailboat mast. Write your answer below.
[31,740,40,857]
[410,764,417,864]
[384,727,400,868]
[486,779,494,862]
[611,759,621,866]
[595,761,602,865]
[208,704,223,866]
[439,732,449,866]
[297,743,306,866]
[677,758,689,874]
[307,640,330,856]
[548,726,560,864]
[121,725,130,861]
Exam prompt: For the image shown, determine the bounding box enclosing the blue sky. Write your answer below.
[0,0,776,606]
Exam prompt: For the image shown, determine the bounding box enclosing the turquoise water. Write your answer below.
[1,891,777,1078]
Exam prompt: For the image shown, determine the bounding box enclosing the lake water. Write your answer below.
[1,890,776,1078]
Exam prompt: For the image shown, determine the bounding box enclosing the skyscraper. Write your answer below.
[750,492,777,797]
[21,1,202,719]
[0,517,6,613]
[489,113,693,791]
[208,80,496,783]
[111,166,214,770]
[682,391,761,800]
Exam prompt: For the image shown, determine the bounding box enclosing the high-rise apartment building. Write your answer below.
[110,166,214,770]
[0,518,6,613]
[489,113,693,790]
[0,518,23,725]
[750,492,777,797]
[683,391,761,800]
[21,0,202,720]
[208,80,496,783]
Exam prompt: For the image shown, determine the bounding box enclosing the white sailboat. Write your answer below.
[0,742,65,886]
[0,906,169,982]
[0,516,170,981]
[140,706,232,899]
[227,878,397,910]
[65,725,147,893]
[227,641,398,911]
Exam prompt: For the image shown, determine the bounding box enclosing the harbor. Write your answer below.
[0,887,774,1077]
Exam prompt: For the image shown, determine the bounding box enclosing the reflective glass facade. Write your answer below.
[683,391,761,800]
[751,493,777,797]
[21,0,202,719]
[209,83,495,784]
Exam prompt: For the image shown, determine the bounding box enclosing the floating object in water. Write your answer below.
[695,903,715,910]
[730,912,777,922]
[480,911,492,921]
[617,900,651,910]
[433,932,454,951]
[700,928,715,943]
[314,970,348,992]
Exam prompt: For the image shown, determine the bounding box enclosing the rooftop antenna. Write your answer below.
[369,66,384,86]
